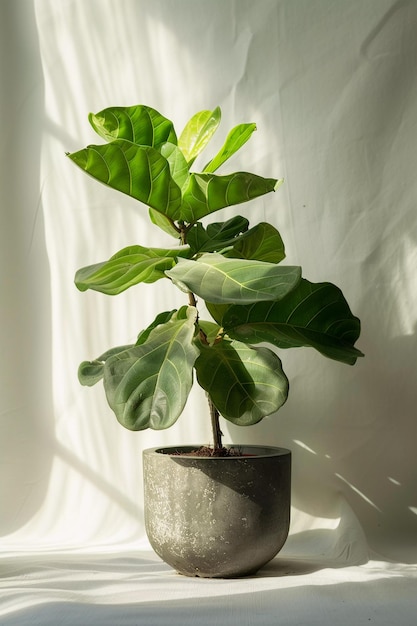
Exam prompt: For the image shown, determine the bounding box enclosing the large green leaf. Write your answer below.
[68,139,182,219]
[203,123,257,173]
[224,222,286,263]
[166,253,301,304]
[88,105,177,147]
[180,172,280,223]
[178,107,221,166]
[75,245,191,295]
[223,279,364,365]
[186,216,249,255]
[194,337,289,425]
[103,306,199,430]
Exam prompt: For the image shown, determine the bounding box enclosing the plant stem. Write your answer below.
[188,291,197,307]
[178,221,221,451]
[208,395,223,451]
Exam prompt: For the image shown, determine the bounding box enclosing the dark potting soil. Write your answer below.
[171,446,244,457]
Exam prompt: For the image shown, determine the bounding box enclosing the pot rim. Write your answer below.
[143,445,291,459]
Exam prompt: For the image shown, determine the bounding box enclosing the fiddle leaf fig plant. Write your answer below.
[68,104,363,451]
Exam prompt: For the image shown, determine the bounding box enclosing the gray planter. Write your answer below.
[143,445,291,578]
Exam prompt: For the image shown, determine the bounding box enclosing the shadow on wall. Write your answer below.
[0,2,54,535]
[221,0,417,564]
[224,320,417,564]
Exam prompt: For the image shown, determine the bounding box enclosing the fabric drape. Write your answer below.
[1,1,416,623]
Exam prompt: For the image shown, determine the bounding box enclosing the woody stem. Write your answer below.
[178,221,221,450]
[208,396,223,451]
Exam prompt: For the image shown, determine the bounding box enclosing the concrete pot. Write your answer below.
[143,445,291,578]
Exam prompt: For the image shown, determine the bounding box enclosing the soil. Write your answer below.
[172,446,244,457]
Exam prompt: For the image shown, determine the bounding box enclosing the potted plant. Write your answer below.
[67,104,363,578]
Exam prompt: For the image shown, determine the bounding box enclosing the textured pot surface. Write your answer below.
[143,445,291,578]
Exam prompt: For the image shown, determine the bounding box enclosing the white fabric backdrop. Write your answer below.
[1,0,416,623]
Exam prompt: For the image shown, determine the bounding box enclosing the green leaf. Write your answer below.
[186,219,285,264]
[223,279,364,365]
[68,139,182,219]
[160,142,190,190]
[166,253,301,304]
[148,207,180,239]
[205,216,249,240]
[194,338,289,425]
[203,123,257,173]
[103,306,199,430]
[88,105,177,147]
[180,172,279,223]
[75,245,191,295]
[136,310,178,346]
[205,301,232,326]
[78,345,134,386]
[186,216,249,255]
[224,222,286,263]
[178,107,221,166]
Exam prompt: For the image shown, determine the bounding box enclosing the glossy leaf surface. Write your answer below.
[68,140,182,219]
[160,142,189,190]
[203,123,257,173]
[180,172,279,223]
[186,218,285,264]
[88,105,177,147]
[223,279,364,365]
[224,222,286,263]
[178,107,221,166]
[194,338,289,425]
[166,253,301,304]
[186,216,249,255]
[104,307,199,430]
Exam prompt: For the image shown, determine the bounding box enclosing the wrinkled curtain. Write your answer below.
[1,0,416,588]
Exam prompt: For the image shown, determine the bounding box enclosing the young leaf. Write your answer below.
[203,123,257,173]
[223,279,364,365]
[75,245,191,295]
[103,307,199,431]
[166,253,301,304]
[88,105,177,147]
[180,172,279,223]
[194,338,289,425]
[186,216,249,255]
[178,107,221,166]
[68,140,182,219]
